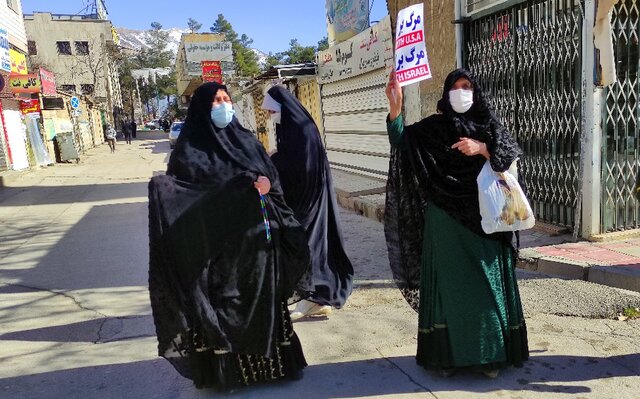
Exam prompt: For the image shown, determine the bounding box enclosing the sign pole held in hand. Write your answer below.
[394,3,432,87]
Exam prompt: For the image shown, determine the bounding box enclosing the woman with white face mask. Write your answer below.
[261,86,354,321]
[384,68,528,378]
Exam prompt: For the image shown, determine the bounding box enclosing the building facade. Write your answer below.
[23,12,123,123]
[1,0,32,171]
[383,0,639,237]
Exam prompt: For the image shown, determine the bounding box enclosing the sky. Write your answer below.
[19,0,390,54]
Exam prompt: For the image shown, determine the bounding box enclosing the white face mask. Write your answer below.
[449,89,474,114]
[270,112,281,124]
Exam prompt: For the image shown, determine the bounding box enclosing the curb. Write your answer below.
[336,188,640,294]
[0,170,29,188]
[517,250,640,293]
[335,189,385,223]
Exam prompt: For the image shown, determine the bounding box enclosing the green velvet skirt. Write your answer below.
[417,203,529,370]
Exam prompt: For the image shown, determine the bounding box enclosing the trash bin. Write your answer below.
[55,131,79,162]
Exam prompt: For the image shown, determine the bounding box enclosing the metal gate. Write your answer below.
[465,0,584,228]
[601,0,640,232]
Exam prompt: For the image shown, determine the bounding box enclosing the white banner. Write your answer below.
[317,15,393,84]
[0,28,11,73]
[394,3,431,86]
[184,41,233,63]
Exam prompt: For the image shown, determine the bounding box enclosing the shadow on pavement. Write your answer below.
[0,181,150,206]
[0,202,150,290]
[0,315,155,344]
[4,352,640,398]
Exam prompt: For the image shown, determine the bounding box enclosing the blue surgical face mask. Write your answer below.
[210,102,235,128]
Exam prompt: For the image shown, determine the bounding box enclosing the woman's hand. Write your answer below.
[385,69,402,121]
[451,138,490,159]
[254,176,271,195]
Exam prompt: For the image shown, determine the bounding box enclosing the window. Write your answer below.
[75,41,89,55]
[6,0,18,12]
[27,41,37,56]
[56,41,72,55]
[61,84,76,93]
[81,84,94,95]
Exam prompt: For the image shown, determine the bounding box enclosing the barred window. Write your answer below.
[56,41,72,55]
[27,41,37,56]
[61,84,76,93]
[75,41,89,55]
[81,84,94,95]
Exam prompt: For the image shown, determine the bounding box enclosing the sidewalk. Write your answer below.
[4,160,640,293]
[331,168,640,293]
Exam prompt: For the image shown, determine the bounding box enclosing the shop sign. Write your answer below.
[0,28,10,72]
[9,49,28,74]
[9,73,41,93]
[317,15,393,84]
[202,61,222,83]
[39,68,56,96]
[19,99,41,114]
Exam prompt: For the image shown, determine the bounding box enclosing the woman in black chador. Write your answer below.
[148,82,310,391]
[261,85,353,320]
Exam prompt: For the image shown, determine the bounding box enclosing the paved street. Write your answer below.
[1,133,639,399]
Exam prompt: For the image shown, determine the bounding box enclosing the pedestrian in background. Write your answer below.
[104,123,116,153]
[122,118,132,144]
[384,68,529,378]
[148,82,310,391]
[261,86,354,320]
[131,118,137,139]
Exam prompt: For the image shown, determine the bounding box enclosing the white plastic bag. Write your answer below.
[477,160,535,233]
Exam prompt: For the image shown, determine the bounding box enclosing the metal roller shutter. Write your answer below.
[321,67,390,177]
[317,15,394,178]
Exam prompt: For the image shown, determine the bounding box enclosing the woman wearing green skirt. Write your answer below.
[383,68,529,378]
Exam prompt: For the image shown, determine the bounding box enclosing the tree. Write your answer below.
[265,52,283,69]
[68,41,105,95]
[317,36,329,51]
[282,39,316,64]
[266,39,318,68]
[187,18,202,33]
[210,14,260,77]
[136,21,174,68]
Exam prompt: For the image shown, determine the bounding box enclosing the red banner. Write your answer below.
[19,98,41,114]
[39,68,56,96]
[201,61,222,83]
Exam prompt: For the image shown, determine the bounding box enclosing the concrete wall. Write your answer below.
[0,0,27,52]
[23,13,122,113]
[387,0,457,118]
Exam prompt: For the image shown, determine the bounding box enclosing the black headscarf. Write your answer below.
[148,82,310,378]
[384,68,522,311]
[267,85,353,308]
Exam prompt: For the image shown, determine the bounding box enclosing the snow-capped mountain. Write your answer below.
[116,27,186,56]
[252,49,268,68]
[116,27,268,68]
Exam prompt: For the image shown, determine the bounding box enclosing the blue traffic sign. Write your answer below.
[70,96,80,109]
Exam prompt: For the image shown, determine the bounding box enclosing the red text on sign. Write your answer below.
[396,64,431,82]
[395,31,424,50]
